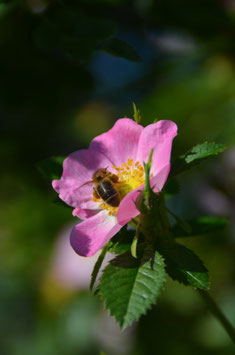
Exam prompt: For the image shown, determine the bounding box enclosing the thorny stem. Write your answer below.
[198,290,235,344]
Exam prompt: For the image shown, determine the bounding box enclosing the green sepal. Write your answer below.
[138,149,154,214]
[131,233,138,259]
[133,102,141,123]
[138,149,171,234]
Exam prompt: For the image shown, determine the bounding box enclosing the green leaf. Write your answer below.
[170,142,226,178]
[160,241,209,290]
[172,216,228,238]
[184,142,226,164]
[99,249,166,329]
[37,156,65,180]
[99,38,142,62]
[90,243,109,291]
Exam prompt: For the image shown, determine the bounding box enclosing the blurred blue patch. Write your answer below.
[89,31,155,99]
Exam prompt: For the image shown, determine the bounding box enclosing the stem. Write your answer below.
[198,289,235,344]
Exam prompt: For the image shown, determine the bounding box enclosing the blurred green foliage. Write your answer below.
[1,0,235,354]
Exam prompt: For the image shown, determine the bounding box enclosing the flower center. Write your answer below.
[93,159,145,215]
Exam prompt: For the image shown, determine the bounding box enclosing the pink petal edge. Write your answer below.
[72,208,100,219]
[116,188,142,226]
[136,120,177,176]
[89,118,143,167]
[52,149,111,209]
[70,210,122,257]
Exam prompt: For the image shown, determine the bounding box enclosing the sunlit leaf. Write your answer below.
[99,249,166,329]
[170,142,226,178]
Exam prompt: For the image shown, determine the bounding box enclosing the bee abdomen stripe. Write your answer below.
[105,193,120,207]
[97,181,120,207]
[97,181,115,196]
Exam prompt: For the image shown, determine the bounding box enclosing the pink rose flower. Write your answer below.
[52,118,177,257]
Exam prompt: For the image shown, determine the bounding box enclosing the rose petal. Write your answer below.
[89,118,143,167]
[52,149,111,208]
[116,189,142,226]
[150,163,171,193]
[116,164,171,225]
[136,120,177,176]
[72,208,100,219]
[70,211,122,257]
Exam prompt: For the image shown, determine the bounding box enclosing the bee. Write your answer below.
[92,168,120,207]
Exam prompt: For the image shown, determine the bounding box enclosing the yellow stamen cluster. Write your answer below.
[92,158,145,216]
